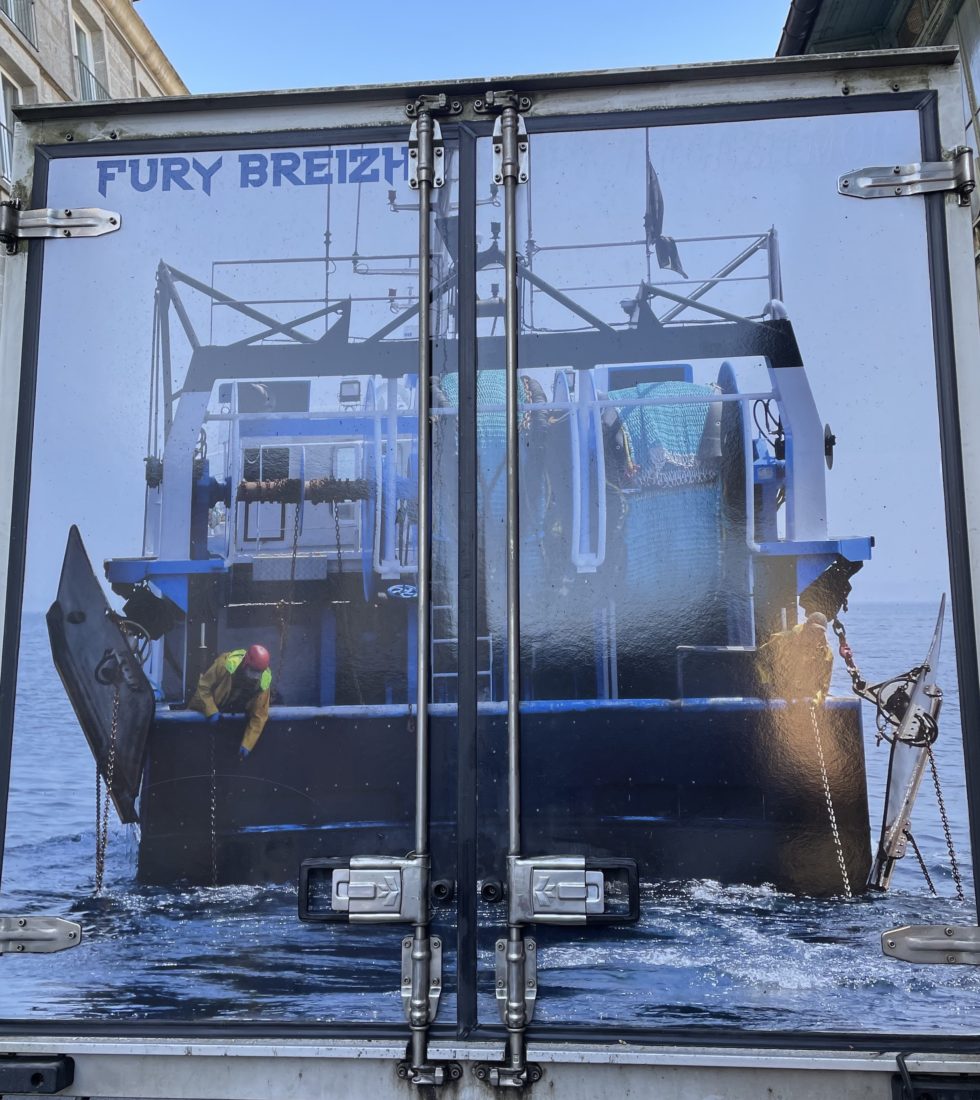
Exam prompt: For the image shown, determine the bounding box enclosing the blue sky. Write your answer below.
[134,0,792,94]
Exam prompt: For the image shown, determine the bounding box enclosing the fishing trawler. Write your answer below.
[45,143,944,899]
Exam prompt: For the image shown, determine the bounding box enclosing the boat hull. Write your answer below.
[138,699,871,896]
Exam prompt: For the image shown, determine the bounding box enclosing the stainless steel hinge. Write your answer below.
[0,915,82,954]
[0,201,121,254]
[883,924,980,964]
[839,146,976,205]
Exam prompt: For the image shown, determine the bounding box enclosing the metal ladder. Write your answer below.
[431,604,493,702]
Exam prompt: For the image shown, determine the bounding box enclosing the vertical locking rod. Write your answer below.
[500,99,533,1085]
[407,102,441,1086]
[411,103,434,1074]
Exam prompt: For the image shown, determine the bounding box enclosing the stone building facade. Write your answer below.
[0,0,186,192]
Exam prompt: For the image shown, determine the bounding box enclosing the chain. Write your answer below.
[927,743,965,901]
[95,683,120,895]
[903,827,938,896]
[808,699,852,898]
[209,727,218,887]
[832,617,866,695]
[834,616,961,900]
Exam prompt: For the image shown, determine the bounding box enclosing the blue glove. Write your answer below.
[238,745,250,760]
[207,712,221,724]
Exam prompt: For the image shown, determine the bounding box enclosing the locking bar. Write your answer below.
[297,94,455,1088]
[403,91,444,1087]
[0,915,82,954]
[0,201,121,254]
[883,924,980,965]
[475,89,542,1090]
[838,146,975,205]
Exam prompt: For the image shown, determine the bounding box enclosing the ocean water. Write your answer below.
[2,601,980,1033]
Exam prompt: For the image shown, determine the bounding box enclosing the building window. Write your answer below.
[74,20,109,101]
[0,0,37,47]
[0,71,19,182]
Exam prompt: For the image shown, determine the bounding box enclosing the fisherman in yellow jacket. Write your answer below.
[188,644,272,759]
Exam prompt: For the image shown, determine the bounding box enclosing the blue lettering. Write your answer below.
[192,156,223,195]
[271,151,303,187]
[303,150,332,184]
[129,158,158,192]
[97,158,126,197]
[349,148,379,183]
[160,157,192,191]
[383,145,409,185]
[334,148,347,184]
[239,153,268,187]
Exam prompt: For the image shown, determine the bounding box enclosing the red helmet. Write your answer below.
[244,644,270,671]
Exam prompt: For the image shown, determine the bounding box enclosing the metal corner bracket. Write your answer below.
[0,200,121,254]
[0,914,82,954]
[883,924,980,964]
[839,146,975,205]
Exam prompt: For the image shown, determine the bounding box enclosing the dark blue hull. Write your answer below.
[138,698,871,896]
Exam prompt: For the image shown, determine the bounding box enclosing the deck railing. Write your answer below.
[0,0,36,45]
[75,56,110,102]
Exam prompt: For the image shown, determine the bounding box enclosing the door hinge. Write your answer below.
[883,924,980,964]
[839,146,975,205]
[0,915,82,954]
[0,200,121,254]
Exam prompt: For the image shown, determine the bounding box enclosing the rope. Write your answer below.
[903,827,937,896]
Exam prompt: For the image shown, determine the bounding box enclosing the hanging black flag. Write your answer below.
[643,160,664,247]
[644,158,688,280]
